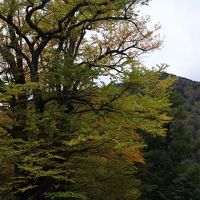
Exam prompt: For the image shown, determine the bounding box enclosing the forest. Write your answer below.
[0,0,200,199]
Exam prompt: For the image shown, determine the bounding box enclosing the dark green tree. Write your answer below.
[138,90,200,200]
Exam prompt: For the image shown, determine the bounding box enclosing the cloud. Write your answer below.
[140,0,200,81]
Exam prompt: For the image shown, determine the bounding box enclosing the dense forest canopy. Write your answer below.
[138,75,200,200]
[2,0,198,200]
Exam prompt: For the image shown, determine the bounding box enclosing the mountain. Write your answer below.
[172,75,200,138]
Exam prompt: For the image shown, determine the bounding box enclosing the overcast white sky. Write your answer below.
[139,0,200,81]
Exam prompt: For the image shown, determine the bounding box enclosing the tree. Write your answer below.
[0,0,173,199]
[138,91,200,200]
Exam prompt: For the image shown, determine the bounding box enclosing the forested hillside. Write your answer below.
[174,76,200,138]
[138,75,200,200]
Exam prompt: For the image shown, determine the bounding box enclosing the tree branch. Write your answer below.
[0,13,32,48]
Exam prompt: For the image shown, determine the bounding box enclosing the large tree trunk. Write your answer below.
[30,55,44,113]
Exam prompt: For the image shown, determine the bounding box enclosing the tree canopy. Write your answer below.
[0,0,174,199]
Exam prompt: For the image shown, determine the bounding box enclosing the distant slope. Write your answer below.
[137,74,200,200]
[173,75,200,138]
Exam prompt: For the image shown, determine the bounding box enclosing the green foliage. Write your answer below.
[46,192,88,200]
[0,0,173,199]
[0,67,173,200]
[138,86,200,200]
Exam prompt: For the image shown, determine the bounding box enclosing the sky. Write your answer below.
[139,0,200,81]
